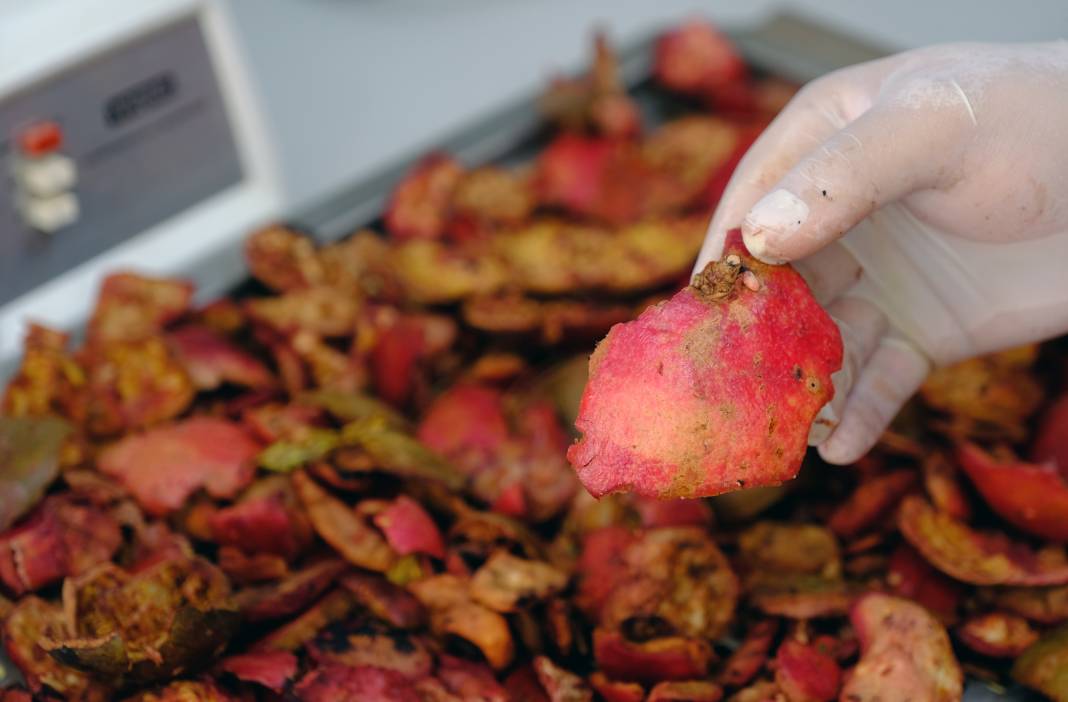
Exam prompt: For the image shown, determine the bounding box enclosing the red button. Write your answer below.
[18,121,63,157]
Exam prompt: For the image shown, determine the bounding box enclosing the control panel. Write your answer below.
[0,15,243,304]
[11,120,79,233]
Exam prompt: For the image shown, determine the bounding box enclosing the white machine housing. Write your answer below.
[0,0,280,362]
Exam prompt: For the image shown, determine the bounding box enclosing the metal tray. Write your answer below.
[0,12,1042,700]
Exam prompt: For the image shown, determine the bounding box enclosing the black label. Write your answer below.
[104,72,178,127]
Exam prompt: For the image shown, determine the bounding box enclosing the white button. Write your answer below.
[19,192,80,233]
[15,154,77,197]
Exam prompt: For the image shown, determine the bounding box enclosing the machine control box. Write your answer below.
[0,15,243,304]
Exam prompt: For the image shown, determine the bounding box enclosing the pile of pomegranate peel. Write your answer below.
[568,229,843,498]
[12,19,1068,701]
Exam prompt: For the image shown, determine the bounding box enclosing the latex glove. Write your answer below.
[696,41,1068,465]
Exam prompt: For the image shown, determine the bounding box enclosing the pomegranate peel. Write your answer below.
[843,593,963,702]
[957,442,1068,542]
[568,229,842,498]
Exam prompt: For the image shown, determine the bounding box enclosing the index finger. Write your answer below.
[694,76,856,273]
[694,58,896,272]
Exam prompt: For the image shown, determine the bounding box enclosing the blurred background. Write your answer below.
[0,0,1065,357]
[221,0,1068,210]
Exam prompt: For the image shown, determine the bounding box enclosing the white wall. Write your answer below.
[222,0,1068,210]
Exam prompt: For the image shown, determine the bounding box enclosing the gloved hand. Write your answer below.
[696,41,1068,465]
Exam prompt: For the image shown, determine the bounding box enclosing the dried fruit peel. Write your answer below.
[886,544,963,623]
[654,20,748,97]
[957,442,1068,542]
[898,496,1068,586]
[1012,624,1068,701]
[384,153,464,241]
[957,612,1038,658]
[3,597,106,700]
[1033,395,1068,479]
[773,639,840,702]
[0,496,121,594]
[569,230,842,498]
[843,593,963,702]
[647,680,723,702]
[593,629,714,684]
[44,559,239,683]
[828,469,916,538]
[236,560,346,621]
[600,527,738,641]
[373,496,446,559]
[996,585,1068,625]
[717,619,777,688]
[98,417,259,516]
[219,650,298,692]
[0,416,70,531]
